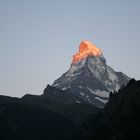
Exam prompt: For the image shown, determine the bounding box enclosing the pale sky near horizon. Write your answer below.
[0,0,140,97]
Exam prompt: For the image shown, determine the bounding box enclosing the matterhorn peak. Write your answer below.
[52,40,130,108]
[72,40,102,63]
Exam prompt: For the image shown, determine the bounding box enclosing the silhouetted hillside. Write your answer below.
[78,79,140,140]
[0,93,100,140]
[0,96,74,140]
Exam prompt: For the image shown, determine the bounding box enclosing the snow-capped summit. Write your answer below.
[52,41,130,108]
[72,40,102,63]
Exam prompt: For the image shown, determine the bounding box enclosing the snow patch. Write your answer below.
[53,83,59,87]
[95,97,108,103]
[87,87,95,94]
[79,85,83,89]
[62,87,67,90]
[107,67,118,82]
[95,90,109,98]
[87,87,109,98]
[76,100,81,103]
[80,92,85,96]
[67,71,82,77]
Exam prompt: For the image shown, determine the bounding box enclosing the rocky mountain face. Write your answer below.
[52,40,130,108]
[42,85,86,104]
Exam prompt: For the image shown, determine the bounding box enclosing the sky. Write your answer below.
[0,0,140,97]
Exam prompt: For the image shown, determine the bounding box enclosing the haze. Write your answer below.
[0,0,140,97]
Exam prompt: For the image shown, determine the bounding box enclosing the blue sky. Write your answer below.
[0,0,140,97]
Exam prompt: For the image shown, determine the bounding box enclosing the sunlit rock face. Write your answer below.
[72,40,102,63]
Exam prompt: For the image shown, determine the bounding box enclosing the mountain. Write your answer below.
[78,79,140,140]
[52,40,130,108]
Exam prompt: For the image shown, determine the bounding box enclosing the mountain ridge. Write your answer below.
[52,41,130,108]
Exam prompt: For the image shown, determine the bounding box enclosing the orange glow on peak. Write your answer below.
[72,40,102,63]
